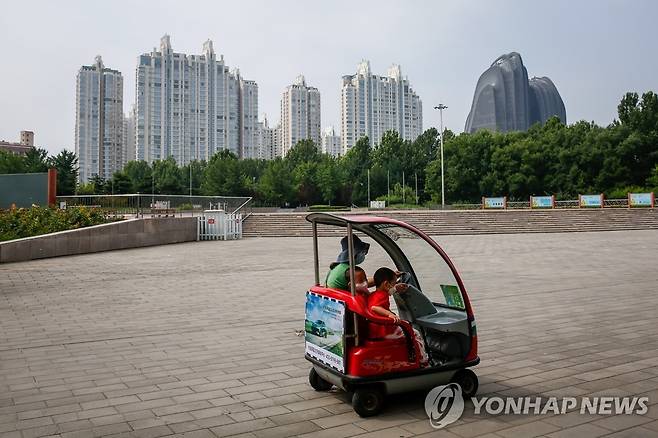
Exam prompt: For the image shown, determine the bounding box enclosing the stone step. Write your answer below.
[242,209,658,237]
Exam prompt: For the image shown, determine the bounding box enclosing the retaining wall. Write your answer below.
[0,217,197,263]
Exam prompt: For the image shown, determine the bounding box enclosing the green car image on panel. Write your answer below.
[305,319,327,337]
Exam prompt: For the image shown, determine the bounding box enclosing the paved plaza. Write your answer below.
[2,230,658,437]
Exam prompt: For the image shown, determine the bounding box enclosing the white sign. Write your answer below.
[151,200,170,209]
[424,383,649,430]
[370,200,386,209]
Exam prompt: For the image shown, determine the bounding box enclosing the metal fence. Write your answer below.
[56,194,252,218]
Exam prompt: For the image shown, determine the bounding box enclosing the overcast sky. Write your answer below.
[1,0,657,155]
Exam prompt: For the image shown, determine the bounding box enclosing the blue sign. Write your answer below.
[483,197,506,209]
[580,194,603,208]
[629,193,654,207]
[531,196,554,209]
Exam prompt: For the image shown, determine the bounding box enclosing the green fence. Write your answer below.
[0,173,48,208]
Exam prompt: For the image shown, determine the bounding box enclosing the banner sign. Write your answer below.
[370,200,386,209]
[530,195,554,209]
[482,197,506,209]
[579,194,603,208]
[628,193,655,208]
[305,292,346,372]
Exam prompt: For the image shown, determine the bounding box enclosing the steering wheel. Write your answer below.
[397,271,413,285]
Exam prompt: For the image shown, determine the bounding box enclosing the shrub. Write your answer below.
[308,205,350,212]
[0,206,110,242]
[606,186,648,200]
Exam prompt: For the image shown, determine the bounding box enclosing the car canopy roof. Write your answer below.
[306,212,414,229]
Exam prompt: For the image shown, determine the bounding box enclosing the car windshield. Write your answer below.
[373,224,465,309]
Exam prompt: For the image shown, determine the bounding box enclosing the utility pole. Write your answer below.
[367,169,370,208]
[189,162,193,197]
[415,173,418,205]
[402,171,405,204]
[434,104,448,208]
[387,170,390,200]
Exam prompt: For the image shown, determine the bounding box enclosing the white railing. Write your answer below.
[197,211,243,241]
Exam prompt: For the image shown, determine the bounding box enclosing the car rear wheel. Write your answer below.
[308,368,333,391]
[352,386,384,417]
[451,369,478,398]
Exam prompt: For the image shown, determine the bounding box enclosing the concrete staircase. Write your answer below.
[242,209,658,237]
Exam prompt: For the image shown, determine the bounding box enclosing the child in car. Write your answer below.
[368,267,428,365]
[368,267,408,336]
[346,266,370,296]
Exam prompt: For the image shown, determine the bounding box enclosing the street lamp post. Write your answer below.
[367,169,370,208]
[433,104,448,208]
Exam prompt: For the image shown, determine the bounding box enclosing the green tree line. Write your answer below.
[2,91,657,205]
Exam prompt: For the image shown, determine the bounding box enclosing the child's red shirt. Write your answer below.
[367,289,397,338]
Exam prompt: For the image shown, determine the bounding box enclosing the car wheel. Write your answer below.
[352,386,385,417]
[451,369,478,398]
[308,368,333,391]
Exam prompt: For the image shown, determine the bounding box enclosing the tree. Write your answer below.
[258,158,294,206]
[202,150,243,195]
[285,139,320,169]
[647,165,658,190]
[152,157,182,194]
[89,175,106,194]
[618,91,658,133]
[293,162,319,205]
[123,161,153,193]
[316,156,342,204]
[341,136,372,205]
[76,182,96,195]
[109,171,133,194]
[47,149,78,195]
[0,150,25,174]
[372,131,405,192]
[23,148,49,173]
[181,160,207,196]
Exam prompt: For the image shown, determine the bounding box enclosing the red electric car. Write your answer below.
[304,213,479,417]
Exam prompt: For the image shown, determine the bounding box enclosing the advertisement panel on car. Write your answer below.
[305,292,346,372]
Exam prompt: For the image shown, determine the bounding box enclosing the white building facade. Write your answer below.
[122,105,136,165]
[321,127,342,157]
[239,78,259,159]
[256,117,283,160]
[136,35,258,164]
[280,75,321,155]
[75,56,124,183]
[340,61,422,152]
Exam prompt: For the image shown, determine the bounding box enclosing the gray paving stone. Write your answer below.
[2,231,658,437]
